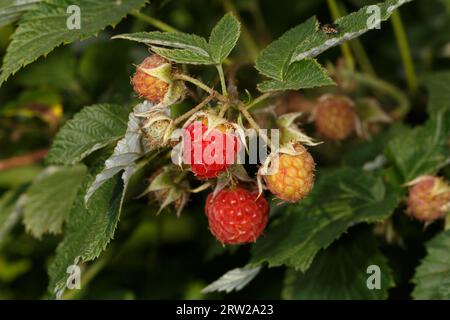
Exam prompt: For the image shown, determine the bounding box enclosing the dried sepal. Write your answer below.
[276,112,322,146]
[142,165,190,216]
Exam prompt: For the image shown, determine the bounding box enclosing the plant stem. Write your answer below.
[347,38,377,77]
[216,64,229,97]
[445,213,450,231]
[131,11,179,33]
[173,74,227,103]
[337,2,376,77]
[327,0,355,70]
[218,102,231,118]
[342,70,410,119]
[237,103,271,148]
[223,0,260,61]
[390,10,418,93]
[238,103,261,131]
[0,149,48,171]
[246,92,273,110]
[174,94,215,125]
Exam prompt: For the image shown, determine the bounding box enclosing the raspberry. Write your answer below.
[263,145,315,202]
[142,113,174,150]
[132,55,170,103]
[407,176,450,222]
[314,94,357,141]
[205,187,269,244]
[183,120,240,179]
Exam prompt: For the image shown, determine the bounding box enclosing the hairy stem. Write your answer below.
[391,10,418,93]
[237,103,271,148]
[173,74,227,103]
[238,104,260,131]
[131,11,179,32]
[246,92,273,110]
[218,102,231,118]
[174,94,215,125]
[216,64,229,97]
[0,149,48,171]
[337,2,376,77]
[342,70,410,119]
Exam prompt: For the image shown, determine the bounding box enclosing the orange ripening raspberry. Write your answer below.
[264,145,315,202]
[314,95,357,141]
[407,176,450,222]
[205,187,269,245]
[132,55,170,103]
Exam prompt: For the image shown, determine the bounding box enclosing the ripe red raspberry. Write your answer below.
[263,145,315,202]
[205,187,269,244]
[132,55,170,103]
[183,120,240,179]
[407,176,450,222]
[314,94,357,141]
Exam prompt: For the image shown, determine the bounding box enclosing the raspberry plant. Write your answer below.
[0,0,450,300]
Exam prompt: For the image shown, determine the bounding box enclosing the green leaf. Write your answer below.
[114,13,240,65]
[0,0,41,28]
[47,157,124,298]
[22,165,86,238]
[202,265,261,294]
[114,29,213,65]
[46,104,130,165]
[0,165,41,188]
[412,230,450,299]
[283,232,394,300]
[0,0,148,85]
[255,0,413,91]
[385,110,450,184]
[251,167,399,271]
[152,47,214,65]
[424,72,450,115]
[255,17,318,80]
[85,102,153,204]
[208,13,240,63]
[14,48,77,90]
[113,31,210,53]
[343,124,408,167]
[257,59,334,92]
[290,0,414,62]
[0,185,27,247]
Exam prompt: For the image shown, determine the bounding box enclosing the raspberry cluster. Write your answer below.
[131,54,325,245]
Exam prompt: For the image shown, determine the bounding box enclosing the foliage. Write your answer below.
[0,0,450,301]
